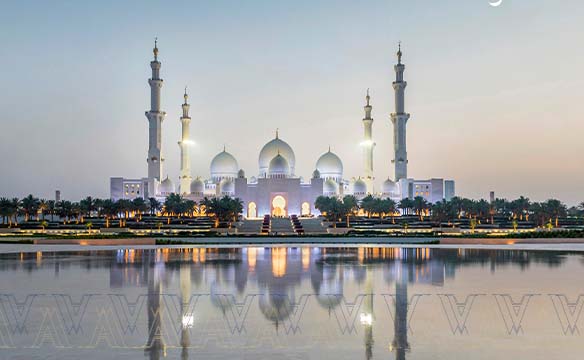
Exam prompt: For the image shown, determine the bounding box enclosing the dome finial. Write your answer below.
[366,88,370,106]
[183,86,188,103]
[153,37,159,60]
[328,145,331,152]
[223,144,226,152]
[276,128,279,139]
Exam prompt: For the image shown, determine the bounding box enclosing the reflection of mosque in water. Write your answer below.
[2,248,575,360]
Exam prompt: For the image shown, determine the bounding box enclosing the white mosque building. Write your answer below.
[110,41,455,217]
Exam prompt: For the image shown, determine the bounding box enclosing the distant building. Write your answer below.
[110,41,456,215]
[55,190,61,202]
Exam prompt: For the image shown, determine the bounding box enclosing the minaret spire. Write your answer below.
[390,42,410,182]
[178,86,192,195]
[146,38,166,197]
[362,89,375,193]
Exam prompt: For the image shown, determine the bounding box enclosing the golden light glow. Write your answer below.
[272,248,287,277]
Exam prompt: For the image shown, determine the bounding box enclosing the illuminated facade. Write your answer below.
[109,41,455,212]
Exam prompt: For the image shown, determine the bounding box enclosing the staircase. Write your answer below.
[237,219,264,234]
[270,217,295,235]
[300,218,328,234]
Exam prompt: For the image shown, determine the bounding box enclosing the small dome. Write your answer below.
[210,149,238,181]
[220,178,235,194]
[259,133,296,177]
[323,179,339,195]
[316,150,343,181]
[190,177,205,195]
[159,176,175,195]
[238,169,245,178]
[312,169,321,179]
[353,178,367,194]
[382,178,399,195]
[250,176,258,184]
[268,154,290,178]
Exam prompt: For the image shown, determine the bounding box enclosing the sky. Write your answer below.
[0,0,583,205]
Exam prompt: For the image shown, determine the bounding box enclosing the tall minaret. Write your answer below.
[146,38,166,197]
[362,89,375,193]
[178,87,192,195]
[390,43,410,182]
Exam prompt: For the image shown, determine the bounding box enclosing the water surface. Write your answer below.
[0,247,583,359]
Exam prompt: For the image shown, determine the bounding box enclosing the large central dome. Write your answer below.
[258,132,295,177]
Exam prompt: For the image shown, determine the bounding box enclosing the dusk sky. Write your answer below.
[0,0,583,204]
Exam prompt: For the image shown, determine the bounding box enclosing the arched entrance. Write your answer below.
[301,202,311,217]
[248,202,257,219]
[271,195,287,217]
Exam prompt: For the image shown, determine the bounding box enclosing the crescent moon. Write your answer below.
[489,0,503,6]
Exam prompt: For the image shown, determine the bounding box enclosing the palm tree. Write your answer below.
[38,200,48,221]
[79,196,96,221]
[544,199,567,228]
[412,196,428,221]
[101,199,117,228]
[314,196,333,217]
[39,220,48,232]
[0,198,11,224]
[342,195,359,226]
[85,222,93,232]
[148,197,162,216]
[131,198,148,221]
[46,200,56,222]
[21,194,40,222]
[398,198,413,216]
[10,198,20,226]
[361,195,376,218]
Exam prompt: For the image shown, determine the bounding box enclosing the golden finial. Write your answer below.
[366,88,370,106]
[153,37,159,60]
[276,128,279,139]
[184,86,188,103]
[397,41,402,64]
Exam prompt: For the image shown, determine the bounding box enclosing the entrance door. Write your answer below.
[271,195,287,217]
[248,202,257,219]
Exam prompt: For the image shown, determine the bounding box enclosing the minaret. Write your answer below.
[146,38,166,197]
[178,87,192,195]
[362,89,375,193]
[390,43,410,182]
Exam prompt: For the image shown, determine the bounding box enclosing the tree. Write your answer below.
[361,195,376,218]
[148,197,162,216]
[544,199,567,228]
[131,198,148,221]
[101,199,117,228]
[377,198,397,223]
[431,200,456,224]
[39,220,48,231]
[0,198,11,225]
[412,196,429,221]
[38,199,48,221]
[342,195,359,226]
[21,194,40,222]
[398,198,413,216]
[46,200,56,222]
[79,196,96,221]
[200,196,243,228]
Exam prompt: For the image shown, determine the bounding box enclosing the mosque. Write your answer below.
[110,41,455,217]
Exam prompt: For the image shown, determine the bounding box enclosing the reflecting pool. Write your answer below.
[0,247,583,359]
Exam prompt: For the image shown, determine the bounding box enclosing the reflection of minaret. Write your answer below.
[180,264,191,360]
[391,254,410,360]
[178,88,192,195]
[146,38,167,196]
[363,267,374,360]
[362,90,375,193]
[390,43,410,182]
[146,262,165,360]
